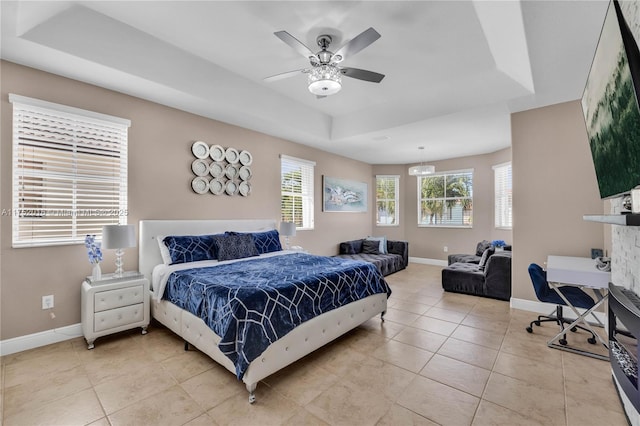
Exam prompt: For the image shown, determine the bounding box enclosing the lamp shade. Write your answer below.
[280,221,296,237]
[102,224,136,249]
[408,165,436,176]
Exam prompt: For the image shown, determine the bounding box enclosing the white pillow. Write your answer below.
[366,236,387,254]
[156,235,172,265]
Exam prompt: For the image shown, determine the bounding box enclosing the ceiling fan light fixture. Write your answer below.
[308,65,342,95]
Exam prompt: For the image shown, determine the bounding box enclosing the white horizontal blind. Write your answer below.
[376,175,399,225]
[494,162,512,229]
[280,155,315,230]
[10,95,130,247]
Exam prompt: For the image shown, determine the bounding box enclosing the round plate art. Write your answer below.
[225,147,240,164]
[239,181,251,197]
[190,142,252,196]
[239,150,253,166]
[191,177,209,194]
[239,166,252,181]
[209,178,225,195]
[191,159,209,176]
[225,180,238,195]
[209,162,225,178]
[191,141,209,159]
[209,145,225,162]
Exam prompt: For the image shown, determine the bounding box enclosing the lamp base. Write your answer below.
[114,248,125,278]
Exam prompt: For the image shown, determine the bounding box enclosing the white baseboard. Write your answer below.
[409,257,448,267]
[510,297,607,325]
[0,323,83,356]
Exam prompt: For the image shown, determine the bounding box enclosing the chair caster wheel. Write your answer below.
[570,327,577,332]
[559,339,568,346]
[534,321,541,326]
[588,337,597,344]
[526,326,533,333]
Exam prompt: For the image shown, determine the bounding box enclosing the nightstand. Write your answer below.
[81,273,150,349]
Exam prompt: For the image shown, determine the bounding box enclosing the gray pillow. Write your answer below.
[214,234,259,261]
[478,247,495,270]
[362,239,380,255]
[476,240,492,256]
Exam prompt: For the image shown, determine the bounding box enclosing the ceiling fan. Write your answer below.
[264,27,385,97]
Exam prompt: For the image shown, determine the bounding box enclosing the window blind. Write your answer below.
[376,175,399,225]
[10,94,131,247]
[493,162,512,229]
[280,154,315,230]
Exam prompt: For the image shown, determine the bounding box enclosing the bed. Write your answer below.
[139,219,390,403]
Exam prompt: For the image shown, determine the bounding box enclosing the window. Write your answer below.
[418,169,473,227]
[10,94,130,248]
[280,154,315,230]
[376,175,399,226]
[494,162,512,229]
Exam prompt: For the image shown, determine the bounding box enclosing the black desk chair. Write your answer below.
[526,263,597,345]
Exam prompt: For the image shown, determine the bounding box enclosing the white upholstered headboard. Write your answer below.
[139,219,278,281]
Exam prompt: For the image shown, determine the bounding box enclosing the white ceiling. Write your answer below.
[0,0,609,165]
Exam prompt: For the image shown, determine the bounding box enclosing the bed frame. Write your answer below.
[139,219,387,403]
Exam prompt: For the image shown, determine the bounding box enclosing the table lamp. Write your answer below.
[280,221,296,250]
[102,224,136,277]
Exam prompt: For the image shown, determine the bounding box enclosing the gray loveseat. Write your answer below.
[336,239,409,276]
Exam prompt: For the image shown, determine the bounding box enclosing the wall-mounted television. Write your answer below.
[581,0,640,199]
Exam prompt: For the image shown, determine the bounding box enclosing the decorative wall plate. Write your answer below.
[191,177,209,194]
[239,166,252,181]
[191,159,210,176]
[239,181,251,196]
[225,147,240,164]
[225,180,238,195]
[209,144,225,162]
[209,178,225,195]
[191,141,209,159]
[239,150,253,166]
[225,164,239,179]
[209,162,225,178]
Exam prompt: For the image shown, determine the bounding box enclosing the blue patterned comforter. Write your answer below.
[163,252,391,379]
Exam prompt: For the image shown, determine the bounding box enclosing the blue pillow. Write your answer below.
[227,230,282,254]
[215,234,259,261]
[366,236,387,254]
[163,235,217,265]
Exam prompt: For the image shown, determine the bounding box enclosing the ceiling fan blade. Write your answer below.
[264,69,308,82]
[274,31,316,59]
[334,27,381,60]
[340,67,385,83]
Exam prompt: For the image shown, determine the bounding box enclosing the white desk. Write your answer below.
[546,255,611,360]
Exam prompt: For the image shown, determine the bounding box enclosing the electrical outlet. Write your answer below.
[42,295,54,310]
[443,246,448,253]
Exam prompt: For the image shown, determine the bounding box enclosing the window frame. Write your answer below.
[9,94,130,248]
[493,161,513,229]
[417,168,473,228]
[280,154,315,231]
[375,175,400,226]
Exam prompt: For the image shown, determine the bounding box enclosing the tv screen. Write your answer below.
[581,0,640,199]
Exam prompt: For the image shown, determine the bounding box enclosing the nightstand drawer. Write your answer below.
[94,303,144,332]
[94,285,143,312]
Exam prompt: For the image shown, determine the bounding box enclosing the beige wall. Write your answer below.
[374,148,512,261]
[0,61,375,340]
[511,100,605,301]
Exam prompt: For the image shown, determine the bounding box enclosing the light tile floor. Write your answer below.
[1,264,628,425]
